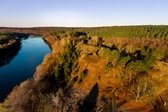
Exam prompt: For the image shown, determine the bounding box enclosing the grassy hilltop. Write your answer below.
[1,25,168,112]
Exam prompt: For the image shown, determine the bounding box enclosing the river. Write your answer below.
[0,36,51,101]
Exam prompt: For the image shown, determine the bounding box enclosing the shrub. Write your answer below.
[111,50,120,67]
[53,41,79,84]
[130,76,153,101]
[126,60,147,74]
[103,48,112,57]
[53,64,61,80]
[63,63,71,81]
[152,48,166,60]
[71,60,78,73]
[70,31,87,38]
[144,55,156,70]
[118,56,131,67]
[79,69,88,82]
[103,49,120,68]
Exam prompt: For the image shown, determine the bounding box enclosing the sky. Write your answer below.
[0,0,168,27]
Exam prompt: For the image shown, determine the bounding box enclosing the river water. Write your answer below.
[0,36,51,101]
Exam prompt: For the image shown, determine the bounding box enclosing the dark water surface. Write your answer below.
[0,36,51,101]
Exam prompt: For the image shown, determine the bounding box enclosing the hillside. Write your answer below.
[1,26,168,112]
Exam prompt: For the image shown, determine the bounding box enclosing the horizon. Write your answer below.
[1,24,168,28]
[0,0,168,27]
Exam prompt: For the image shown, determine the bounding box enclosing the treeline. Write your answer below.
[0,32,13,36]
[82,25,168,38]
[0,32,29,39]
[49,25,168,38]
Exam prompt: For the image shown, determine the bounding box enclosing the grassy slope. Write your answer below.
[1,26,168,112]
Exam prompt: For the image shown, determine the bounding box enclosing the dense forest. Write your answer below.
[49,25,168,38]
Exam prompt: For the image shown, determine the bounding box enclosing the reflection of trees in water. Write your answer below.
[11,32,29,40]
[0,33,29,67]
[0,41,21,67]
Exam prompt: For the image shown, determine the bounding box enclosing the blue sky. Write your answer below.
[0,0,168,27]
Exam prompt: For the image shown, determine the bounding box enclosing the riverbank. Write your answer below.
[0,36,18,50]
[0,32,30,52]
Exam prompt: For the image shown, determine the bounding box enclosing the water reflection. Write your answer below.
[0,41,21,67]
[0,33,29,67]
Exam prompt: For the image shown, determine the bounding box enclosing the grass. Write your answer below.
[130,76,153,101]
